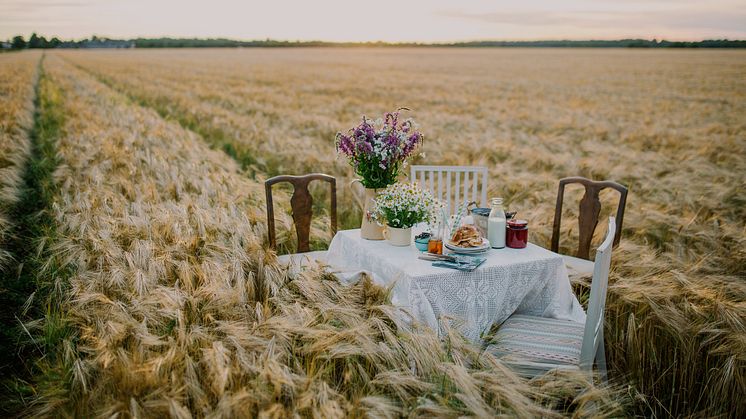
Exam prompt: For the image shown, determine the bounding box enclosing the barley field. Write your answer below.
[0,51,39,268]
[0,48,744,417]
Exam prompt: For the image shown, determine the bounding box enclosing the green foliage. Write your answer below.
[28,33,42,49]
[6,34,60,50]
[352,155,401,189]
[11,36,26,49]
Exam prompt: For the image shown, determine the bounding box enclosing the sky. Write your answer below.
[1,0,745,42]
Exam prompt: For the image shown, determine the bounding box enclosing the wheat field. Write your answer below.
[0,51,39,268]
[0,48,744,417]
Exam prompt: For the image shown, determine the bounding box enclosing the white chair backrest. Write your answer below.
[579,217,616,370]
[410,165,488,215]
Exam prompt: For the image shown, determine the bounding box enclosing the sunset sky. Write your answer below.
[2,0,745,42]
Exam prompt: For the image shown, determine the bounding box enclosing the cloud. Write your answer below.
[1,0,745,41]
[438,8,746,33]
[0,1,89,14]
[1,0,89,6]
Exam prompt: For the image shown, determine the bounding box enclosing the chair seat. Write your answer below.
[485,314,585,369]
[277,250,326,265]
[278,250,327,273]
[563,254,594,278]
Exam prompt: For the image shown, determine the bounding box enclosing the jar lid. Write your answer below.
[471,208,491,216]
[508,219,528,228]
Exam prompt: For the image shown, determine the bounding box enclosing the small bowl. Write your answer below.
[414,237,429,252]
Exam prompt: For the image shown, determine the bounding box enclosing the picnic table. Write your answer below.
[326,229,586,343]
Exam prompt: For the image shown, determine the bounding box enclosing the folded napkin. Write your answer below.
[432,255,486,272]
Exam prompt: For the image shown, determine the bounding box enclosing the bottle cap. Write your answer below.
[491,197,503,205]
[508,219,528,228]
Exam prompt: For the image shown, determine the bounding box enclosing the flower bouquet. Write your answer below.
[371,182,438,246]
[336,108,424,188]
[336,109,424,240]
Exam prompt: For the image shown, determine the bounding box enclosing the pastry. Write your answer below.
[450,225,483,248]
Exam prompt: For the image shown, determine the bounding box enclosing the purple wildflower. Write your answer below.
[335,109,424,188]
[335,133,354,157]
[385,112,399,130]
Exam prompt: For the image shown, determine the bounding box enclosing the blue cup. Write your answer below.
[414,237,429,252]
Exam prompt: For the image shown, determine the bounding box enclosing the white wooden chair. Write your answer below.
[485,217,616,381]
[410,165,488,214]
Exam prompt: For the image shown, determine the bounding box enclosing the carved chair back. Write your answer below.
[551,177,628,260]
[265,174,337,253]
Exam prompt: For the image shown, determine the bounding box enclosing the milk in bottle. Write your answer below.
[488,198,506,249]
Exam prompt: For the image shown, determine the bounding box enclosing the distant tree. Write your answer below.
[49,37,61,48]
[29,32,42,48]
[11,35,26,49]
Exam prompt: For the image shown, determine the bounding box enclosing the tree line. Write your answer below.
[4,34,133,49]
[6,33,62,49]
[4,34,746,49]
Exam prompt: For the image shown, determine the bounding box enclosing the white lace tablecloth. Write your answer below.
[326,229,586,343]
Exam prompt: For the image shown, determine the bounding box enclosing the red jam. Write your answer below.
[506,219,528,249]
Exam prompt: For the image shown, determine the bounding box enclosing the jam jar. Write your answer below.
[506,219,528,248]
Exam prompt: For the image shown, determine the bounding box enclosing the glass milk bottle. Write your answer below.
[488,198,507,249]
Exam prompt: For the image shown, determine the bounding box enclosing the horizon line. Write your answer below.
[5,33,746,44]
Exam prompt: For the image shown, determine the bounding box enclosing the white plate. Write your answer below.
[446,247,489,255]
[445,238,490,253]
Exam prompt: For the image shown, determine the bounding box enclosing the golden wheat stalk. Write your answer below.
[0,51,41,268]
[17,53,629,417]
[53,48,746,416]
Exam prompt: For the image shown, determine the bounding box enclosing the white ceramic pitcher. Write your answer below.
[351,180,385,240]
[383,226,412,246]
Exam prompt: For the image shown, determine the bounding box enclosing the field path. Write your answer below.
[0,51,40,268]
[0,51,63,415]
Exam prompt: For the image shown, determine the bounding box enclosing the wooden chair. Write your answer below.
[486,217,616,381]
[410,165,488,215]
[551,177,627,277]
[265,174,337,267]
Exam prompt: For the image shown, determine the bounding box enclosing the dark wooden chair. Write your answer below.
[551,177,628,277]
[265,174,337,265]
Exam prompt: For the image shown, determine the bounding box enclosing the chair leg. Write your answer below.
[595,332,608,383]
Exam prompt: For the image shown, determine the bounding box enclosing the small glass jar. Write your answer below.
[506,219,528,249]
[427,213,446,254]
